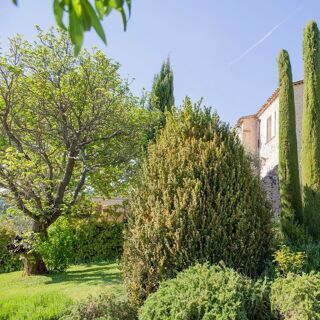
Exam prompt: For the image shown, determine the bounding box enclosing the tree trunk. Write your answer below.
[23,219,48,276]
[23,252,47,276]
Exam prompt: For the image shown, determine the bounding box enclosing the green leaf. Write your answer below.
[82,0,106,44]
[104,6,113,16]
[117,7,127,31]
[69,6,84,55]
[107,0,124,9]
[105,0,129,30]
[105,0,128,30]
[53,0,67,30]
[81,7,92,31]
[12,0,18,5]
[95,0,105,19]
[71,0,82,17]
[125,0,131,17]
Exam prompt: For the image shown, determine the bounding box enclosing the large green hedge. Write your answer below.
[74,220,124,263]
[122,99,273,305]
[1,215,124,273]
[38,216,124,272]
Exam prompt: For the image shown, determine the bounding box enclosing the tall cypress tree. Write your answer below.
[145,59,175,145]
[149,58,175,114]
[301,20,320,239]
[278,49,302,236]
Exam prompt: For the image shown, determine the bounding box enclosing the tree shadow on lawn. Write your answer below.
[44,263,122,286]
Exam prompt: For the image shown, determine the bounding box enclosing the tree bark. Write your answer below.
[23,252,47,276]
[23,219,48,276]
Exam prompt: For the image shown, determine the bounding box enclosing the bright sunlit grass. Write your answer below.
[0,262,124,320]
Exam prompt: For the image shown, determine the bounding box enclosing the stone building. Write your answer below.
[235,80,304,215]
[92,196,128,222]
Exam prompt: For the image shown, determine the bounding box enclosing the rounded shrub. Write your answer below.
[0,225,21,273]
[271,272,320,319]
[122,99,273,304]
[139,264,270,320]
[37,216,75,272]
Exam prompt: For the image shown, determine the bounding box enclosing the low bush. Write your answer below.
[292,239,320,274]
[0,225,21,273]
[139,263,272,320]
[271,272,320,319]
[0,291,72,320]
[37,217,75,272]
[267,219,320,277]
[273,245,306,277]
[268,220,320,275]
[61,293,137,320]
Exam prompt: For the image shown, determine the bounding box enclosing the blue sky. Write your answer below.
[1,0,319,124]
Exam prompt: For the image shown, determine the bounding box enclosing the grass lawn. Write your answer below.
[0,261,124,320]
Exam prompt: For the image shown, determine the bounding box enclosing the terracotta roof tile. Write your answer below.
[236,80,304,127]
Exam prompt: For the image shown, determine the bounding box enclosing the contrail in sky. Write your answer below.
[229,1,309,66]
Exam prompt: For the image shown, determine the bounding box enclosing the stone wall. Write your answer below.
[236,82,304,216]
[261,165,280,216]
[240,116,259,154]
[258,96,279,178]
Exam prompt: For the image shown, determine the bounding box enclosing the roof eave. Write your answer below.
[235,80,304,126]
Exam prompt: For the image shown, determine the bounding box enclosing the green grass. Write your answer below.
[0,292,72,320]
[0,262,124,320]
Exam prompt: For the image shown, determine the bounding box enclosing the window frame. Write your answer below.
[266,115,272,143]
[274,111,277,137]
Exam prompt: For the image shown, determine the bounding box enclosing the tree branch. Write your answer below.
[0,168,34,218]
[50,145,78,222]
[68,167,88,209]
[79,130,125,147]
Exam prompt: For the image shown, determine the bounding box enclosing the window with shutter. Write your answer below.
[266,116,272,143]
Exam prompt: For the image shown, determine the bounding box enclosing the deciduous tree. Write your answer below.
[0,28,148,274]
